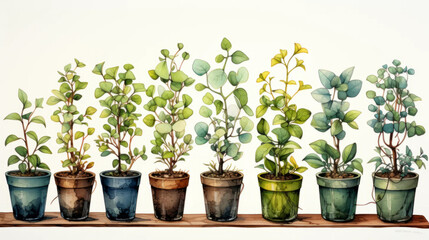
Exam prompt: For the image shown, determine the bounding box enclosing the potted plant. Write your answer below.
[192,37,253,222]
[93,62,148,221]
[47,59,97,220]
[4,89,52,221]
[365,59,427,222]
[303,67,363,222]
[254,44,311,222]
[143,43,194,221]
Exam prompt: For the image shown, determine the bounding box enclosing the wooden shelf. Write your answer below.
[0,212,428,228]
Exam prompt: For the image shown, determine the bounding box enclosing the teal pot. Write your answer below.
[201,171,243,222]
[100,170,141,221]
[5,170,51,221]
[316,172,361,222]
[373,172,419,223]
[258,172,302,222]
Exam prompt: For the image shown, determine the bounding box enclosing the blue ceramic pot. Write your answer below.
[5,170,51,221]
[100,170,141,221]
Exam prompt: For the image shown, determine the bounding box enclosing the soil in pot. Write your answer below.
[54,171,95,221]
[6,170,51,221]
[201,171,243,222]
[100,170,141,221]
[258,172,302,222]
[317,172,361,222]
[373,172,418,223]
[149,171,189,221]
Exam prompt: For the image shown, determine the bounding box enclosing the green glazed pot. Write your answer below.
[373,173,418,223]
[258,172,302,222]
[316,172,361,222]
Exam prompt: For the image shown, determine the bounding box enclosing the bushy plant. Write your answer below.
[303,67,363,177]
[143,43,194,175]
[255,44,311,177]
[93,62,147,175]
[366,60,427,177]
[193,38,253,175]
[47,59,97,175]
[5,89,51,174]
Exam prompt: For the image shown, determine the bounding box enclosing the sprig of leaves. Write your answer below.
[4,89,51,173]
[47,59,96,175]
[193,37,253,175]
[93,62,147,173]
[366,60,426,175]
[143,43,194,175]
[303,67,363,175]
[255,44,311,177]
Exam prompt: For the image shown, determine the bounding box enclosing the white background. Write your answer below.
[1,0,428,239]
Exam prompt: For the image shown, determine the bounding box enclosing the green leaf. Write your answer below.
[27,131,38,142]
[35,98,44,108]
[255,143,274,162]
[366,75,378,83]
[195,136,208,145]
[85,106,97,116]
[340,67,354,84]
[195,122,209,137]
[38,163,50,170]
[257,118,270,135]
[30,116,46,127]
[199,106,212,118]
[325,144,340,160]
[15,146,27,157]
[172,120,186,132]
[231,51,249,64]
[346,80,362,98]
[331,120,342,136]
[100,109,111,118]
[192,59,211,76]
[52,90,66,101]
[18,163,26,173]
[342,143,357,163]
[264,158,276,173]
[182,107,193,119]
[221,37,232,51]
[303,153,325,168]
[46,96,61,105]
[154,97,167,107]
[236,67,249,83]
[208,69,227,89]
[295,108,311,124]
[143,114,155,127]
[240,116,254,132]
[5,134,20,146]
[352,159,363,173]
[256,105,268,118]
[133,83,146,92]
[163,151,174,159]
[287,124,303,139]
[311,88,331,103]
[4,113,21,121]
[227,144,239,157]
[74,131,84,140]
[155,123,172,134]
[171,70,188,83]
[62,123,71,133]
[239,133,252,143]
[214,100,223,114]
[343,110,361,123]
[155,61,169,79]
[8,155,20,166]
[233,88,248,107]
[416,125,426,136]
[92,62,104,75]
[18,89,28,105]
[215,54,225,63]
[101,151,111,157]
[318,69,335,89]
[309,140,327,155]
[243,105,254,116]
[100,82,113,92]
[272,128,290,145]
[203,92,214,105]
[161,91,174,100]
[94,88,105,99]
[38,146,52,154]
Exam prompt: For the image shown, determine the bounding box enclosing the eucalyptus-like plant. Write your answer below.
[143,43,194,175]
[255,44,311,178]
[193,38,253,176]
[366,60,427,177]
[93,62,148,175]
[47,59,97,176]
[303,67,363,177]
[5,89,51,175]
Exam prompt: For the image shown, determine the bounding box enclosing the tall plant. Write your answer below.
[5,89,51,174]
[366,60,427,177]
[47,59,97,175]
[255,44,311,177]
[303,67,363,177]
[193,38,253,175]
[143,43,194,175]
[93,62,147,175]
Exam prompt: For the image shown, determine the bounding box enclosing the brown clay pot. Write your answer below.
[149,172,189,221]
[54,171,95,221]
[200,171,243,222]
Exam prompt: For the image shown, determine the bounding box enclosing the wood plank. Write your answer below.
[0,212,428,228]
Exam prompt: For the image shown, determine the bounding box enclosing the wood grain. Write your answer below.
[0,213,428,228]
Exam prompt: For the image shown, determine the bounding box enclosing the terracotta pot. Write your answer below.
[200,171,243,222]
[6,170,51,221]
[149,172,189,221]
[54,171,95,221]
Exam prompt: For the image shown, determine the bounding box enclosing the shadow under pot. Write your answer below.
[6,170,51,221]
[316,172,361,222]
[149,172,190,221]
[100,170,141,221]
[373,172,418,223]
[200,171,243,222]
[54,171,95,221]
[258,172,302,222]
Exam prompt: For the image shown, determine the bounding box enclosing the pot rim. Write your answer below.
[149,171,190,181]
[99,170,141,179]
[54,170,95,180]
[200,170,244,181]
[316,172,361,181]
[5,169,51,179]
[372,172,419,181]
[257,172,303,183]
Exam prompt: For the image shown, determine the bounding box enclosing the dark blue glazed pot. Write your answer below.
[5,170,51,221]
[100,170,141,221]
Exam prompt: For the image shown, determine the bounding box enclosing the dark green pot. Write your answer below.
[258,172,302,222]
[373,173,418,223]
[316,172,361,222]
